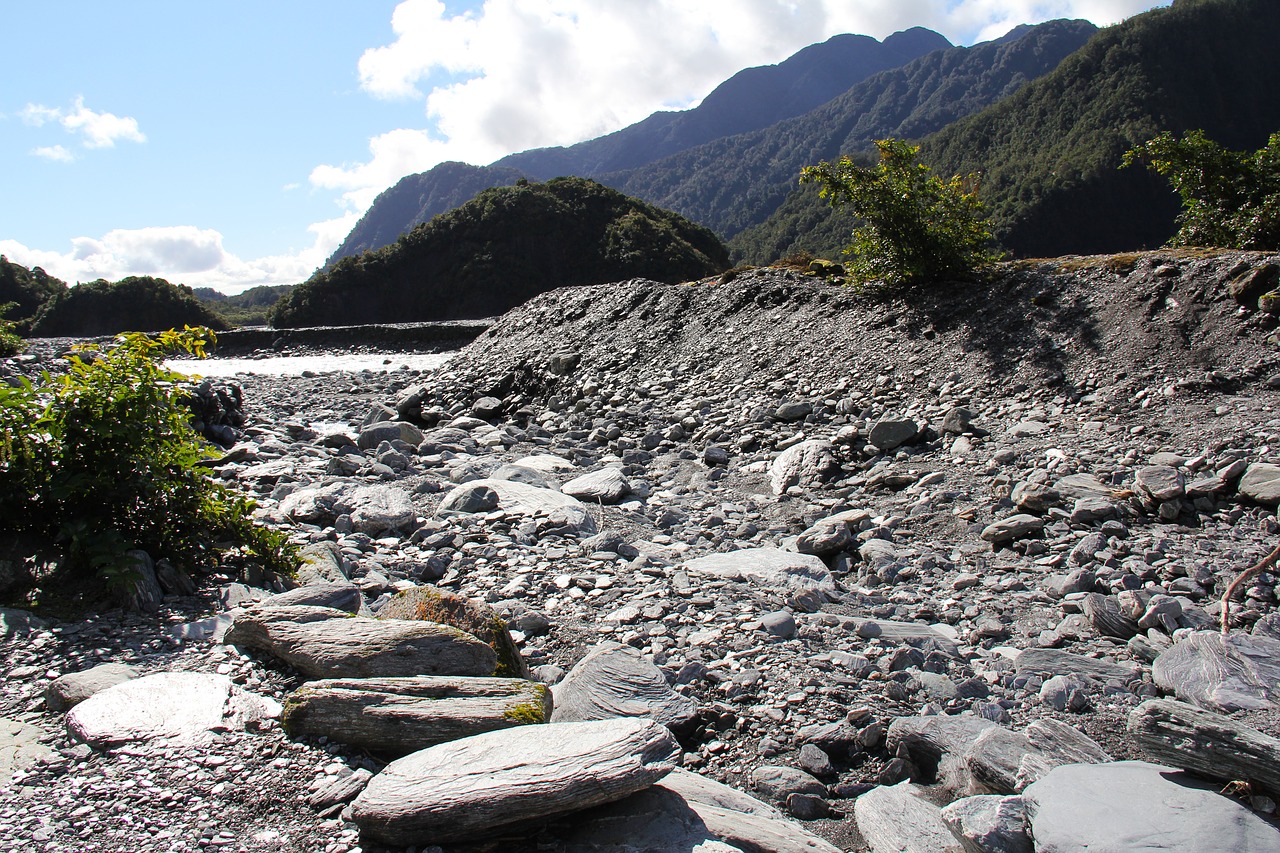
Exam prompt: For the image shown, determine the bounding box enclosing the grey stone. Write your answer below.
[117,549,164,613]
[1081,593,1140,639]
[561,767,842,853]
[66,672,280,749]
[979,515,1044,546]
[282,675,551,754]
[0,717,54,786]
[1038,675,1091,712]
[350,718,680,845]
[225,605,497,679]
[1010,482,1060,514]
[439,478,596,535]
[552,642,697,733]
[681,548,835,593]
[941,407,976,435]
[750,765,826,801]
[0,608,50,641]
[940,795,1033,853]
[437,482,500,514]
[265,581,364,613]
[45,663,139,712]
[761,611,797,639]
[471,396,503,419]
[1128,698,1280,797]
[280,481,417,534]
[1152,630,1280,712]
[491,463,553,489]
[294,541,349,585]
[795,518,853,556]
[1054,474,1116,501]
[774,401,813,422]
[1134,465,1185,502]
[1014,648,1140,683]
[1022,761,1280,852]
[358,420,423,450]
[769,440,838,495]
[854,782,965,853]
[1237,463,1280,505]
[869,417,919,451]
[561,468,631,504]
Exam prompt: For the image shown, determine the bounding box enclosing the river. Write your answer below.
[165,351,454,377]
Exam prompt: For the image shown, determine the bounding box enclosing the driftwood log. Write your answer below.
[283,675,552,754]
[1127,698,1280,796]
[1221,541,1280,634]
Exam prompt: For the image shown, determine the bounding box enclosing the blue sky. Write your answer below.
[1,1,1168,294]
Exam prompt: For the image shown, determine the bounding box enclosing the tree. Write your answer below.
[1122,129,1280,250]
[800,139,1001,288]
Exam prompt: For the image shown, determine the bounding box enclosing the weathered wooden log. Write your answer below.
[1127,698,1280,796]
[283,675,551,754]
[224,605,496,679]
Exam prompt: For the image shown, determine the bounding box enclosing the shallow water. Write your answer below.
[165,351,454,377]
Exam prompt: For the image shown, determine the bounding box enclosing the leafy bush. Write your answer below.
[1122,129,1280,250]
[0,327,294,598]
[800,138,1001,288]
[0,302,23,356]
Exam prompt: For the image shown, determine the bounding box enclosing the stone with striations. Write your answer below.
[561,468,631,504]
[1237,463,1280,505]
[552,642,698,733]
[854,781,965,853]
[769,440,839,495]
[681,548,835,593]
[940,795,1033,853]
[350,718,681,845]
[1151,631,1280,712]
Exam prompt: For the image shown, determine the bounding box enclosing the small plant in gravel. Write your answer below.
[0,327,295,601]
[801,138,1002,289]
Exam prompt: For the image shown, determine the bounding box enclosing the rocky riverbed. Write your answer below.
[5,249,1280,852]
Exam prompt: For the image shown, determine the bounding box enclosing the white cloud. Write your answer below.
[32,145,75,162]
[0,221,348,296]
[312,0,1166,218]
[21,97,145,153]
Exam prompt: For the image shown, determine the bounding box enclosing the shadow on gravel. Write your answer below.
[899,265,1102,385]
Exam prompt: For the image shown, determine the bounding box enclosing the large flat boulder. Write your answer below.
[282,675,551,754]
[681,548,835,593]
[561,468,631,504]
[854,781,964,853]
[279,480,417,534]
[350,718,681,845]
[65,672,280,749]
[224,605,496,679]
[1022,761,1280,851]
[437,478,597,535]
[1128,698,1280,795]
[561,768,842,853]
[1152,630,1280,712]
[1014,648,1140,683]
[551,642,697,732]
[1,717,55,786]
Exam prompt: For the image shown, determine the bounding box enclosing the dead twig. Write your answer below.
[1221,540,1280,635]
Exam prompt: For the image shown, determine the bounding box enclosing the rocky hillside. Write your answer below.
[273,177,729,328]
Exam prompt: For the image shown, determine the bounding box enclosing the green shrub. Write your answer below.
[1122,129,1280,250]
[800,139,1001,288]
[0,302,23,356]
[0,327,294,599]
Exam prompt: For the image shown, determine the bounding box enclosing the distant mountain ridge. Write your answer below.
[739,0,1280,261]
[323,26,952,269]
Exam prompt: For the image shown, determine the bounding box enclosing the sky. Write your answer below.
[1,1,1170,295]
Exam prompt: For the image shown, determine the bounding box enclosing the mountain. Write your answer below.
[741,0,1280,262]
[323,28,950,269]
[493,27,951,179]
[325,163,527,267]
[274,178,728,328]
[609,18,1097,242]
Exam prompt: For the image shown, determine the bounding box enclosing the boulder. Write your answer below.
[1022,761,1280,851]
[437,482,500,514]
[1128,698,1280,796]
[279,481,417,534]
[750,765,827,801]
[282,675,551,754]
[0,717,55,786]
[294,541,349,585]
[224,605,497,679]
[357,420,423,450]
[979,515,1044,546]
[562,767,842,853]
[1133,465,1185,502]
[436,477,596,535]
[769,440,839,495]
[378,586,527,677]
[264,581,364,613]
[552,642,698,733]
[869,417,919,451]
[350,718,681,845]
[561,468,631,504]
[1237,463,1280,505]
[1014,648,1140,684]
[940,795,1033,853]
[1151,630,1280,712]
[0,607,50,641]
[65,672,280,749]
[681,548,835,594]
[45,663,139,712]
[854,781,964,853]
